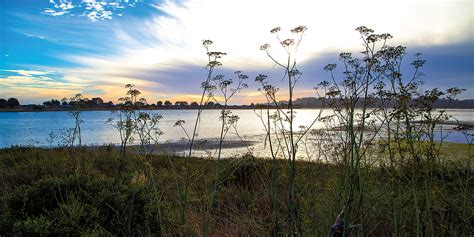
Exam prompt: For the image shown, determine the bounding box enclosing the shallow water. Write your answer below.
[0,109,472,157]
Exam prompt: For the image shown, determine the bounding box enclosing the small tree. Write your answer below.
[107,84,143,181]
[43,99,60,107]
[6,98,20,108]
[61,94,85,147]
[91,97,103,105]
[0,99,6,108]
[59,94,87,173]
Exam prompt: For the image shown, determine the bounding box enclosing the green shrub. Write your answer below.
[1,174,162,235]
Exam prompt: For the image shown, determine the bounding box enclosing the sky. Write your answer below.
[0,0,473,105]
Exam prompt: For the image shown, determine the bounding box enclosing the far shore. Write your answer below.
[0,106,259,113]
[2,106,474,113]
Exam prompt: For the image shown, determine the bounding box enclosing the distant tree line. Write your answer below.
[0,96,257,111]
[2,95,472,111]
[277,97,474,109]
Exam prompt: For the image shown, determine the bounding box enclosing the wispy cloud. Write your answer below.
[4,69,49,76]
[24,33,45,40]
[54,0,473,100]
[61,0,473,71]
[0,69,93,103]
[43,8,69,17]
[4,0,472,103]
[1,69,84,89]
[21,32,58,42]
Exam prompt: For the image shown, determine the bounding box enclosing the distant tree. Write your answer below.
[83,98,95,107]
[135,101,145,107]
[43,99,61,106]
[157,101,163,106]
[91,97,104,105]
[44,99,61,107]
[61,98,69,106]
[137,98,147,106]
[190,101,198,107]
[6,98,20,108]
[0,99,6,108]
[175,101,188,106]
[32,105,44,110]
[51,99,60,106]
[164,100,172,106]
[206,101,215,106]
[250,103,255,107]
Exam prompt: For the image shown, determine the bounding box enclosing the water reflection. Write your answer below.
[0,109,472,158]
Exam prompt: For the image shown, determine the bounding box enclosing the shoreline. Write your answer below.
[0,106,257,113]
[0,139,258,153]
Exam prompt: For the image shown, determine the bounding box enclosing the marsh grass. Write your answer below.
[0,143,471,235]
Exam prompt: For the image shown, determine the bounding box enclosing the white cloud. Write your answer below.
[63,0,473,72]
[57,1,74,11]
[44,0,75,16]
[0,70,86,92]
[0,69,96,103]
[43,0,133,22]
[43,8,69,16]
[36,0,474,102]
[83,1,112,21]
[4,69,49,77]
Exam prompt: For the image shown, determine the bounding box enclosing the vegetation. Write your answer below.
[0,25,473,236]
[0,99,8,108]
[1,97,473,112]
[0,143,471,235]
[0,98,21,109]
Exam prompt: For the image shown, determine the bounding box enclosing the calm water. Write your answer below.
[0,109,473,157]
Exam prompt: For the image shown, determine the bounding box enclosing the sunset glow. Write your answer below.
[1,0,473,104]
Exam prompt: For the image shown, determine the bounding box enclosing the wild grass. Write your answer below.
[0,143,471,236]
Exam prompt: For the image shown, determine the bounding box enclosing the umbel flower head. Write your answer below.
[270,27,281,34]
[207,51,227,59]
[281,39,295,47]
[291,25,307,34]
[202,39,213,47]
[255,74,268,83]
[260,43,270,51]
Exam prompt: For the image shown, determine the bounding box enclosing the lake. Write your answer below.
[0,109,472,158]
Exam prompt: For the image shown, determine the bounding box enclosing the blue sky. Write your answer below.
[0,0,473,104]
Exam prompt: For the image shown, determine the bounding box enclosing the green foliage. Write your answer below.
[1,171,163,235]
[0,145,470,235]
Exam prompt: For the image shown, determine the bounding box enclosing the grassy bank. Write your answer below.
[0,144,472,236]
